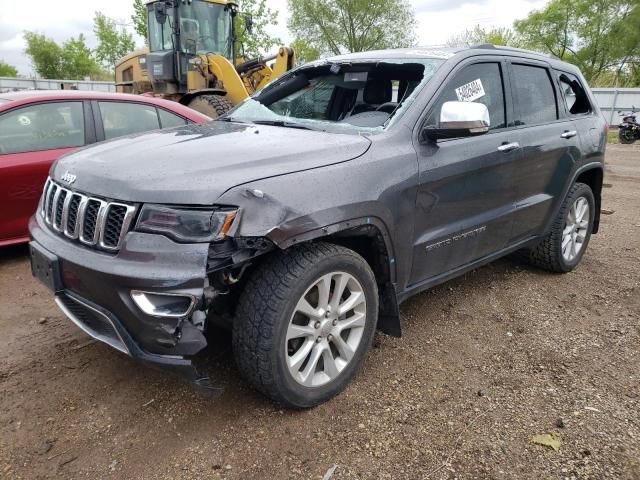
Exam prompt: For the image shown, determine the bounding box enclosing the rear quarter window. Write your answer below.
[158,108,188,128]
[557,72,592,115]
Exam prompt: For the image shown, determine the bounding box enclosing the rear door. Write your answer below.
[0,101,91,243]
[507,61,582,241]
[93,101,188,141]
[410,58,521,284]
[94,101,160,141]
[555,70,604,163]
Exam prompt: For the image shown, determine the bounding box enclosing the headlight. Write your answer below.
[136,205,238,242]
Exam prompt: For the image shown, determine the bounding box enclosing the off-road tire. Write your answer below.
[187,95,234,119]
[521,182,595,273]
[618,129,636,144]
[232,242,379,408]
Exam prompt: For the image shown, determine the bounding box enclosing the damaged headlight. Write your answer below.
[136,205,238,242]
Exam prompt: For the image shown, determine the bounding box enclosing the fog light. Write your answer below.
[131,290,196,318]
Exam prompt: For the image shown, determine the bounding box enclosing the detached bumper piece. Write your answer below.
[55,290,222,397]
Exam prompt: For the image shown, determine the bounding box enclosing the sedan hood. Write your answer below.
[51,121,371,204]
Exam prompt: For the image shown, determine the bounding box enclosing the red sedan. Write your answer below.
[0,90,211,247]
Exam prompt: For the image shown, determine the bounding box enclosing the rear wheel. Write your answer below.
[187,95,234,118]
[619,128,636,144]
[232,243,378,408]
[522,182,595,272]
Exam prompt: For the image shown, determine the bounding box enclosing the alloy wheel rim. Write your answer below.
[285,271,366,387]
[562,196,589,262]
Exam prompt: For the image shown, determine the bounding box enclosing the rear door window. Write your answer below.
[425,62,507,131]
[98,102,160,140]
[511,64,558,125]
[158,108,188,128]
[0,102,85,154]
[557,72,592,115]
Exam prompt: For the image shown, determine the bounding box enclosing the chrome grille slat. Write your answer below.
[40,178,135,252]
[54,189,68,231]
[45,183,58,223]
[41,179,52,216]
[64,194,84,239]
[51,187,65,231]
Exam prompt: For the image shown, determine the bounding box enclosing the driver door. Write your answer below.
[410,59,521,285]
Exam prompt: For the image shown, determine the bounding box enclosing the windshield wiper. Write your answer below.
[250,119,313,130]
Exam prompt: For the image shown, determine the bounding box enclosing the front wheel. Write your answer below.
[232,243,378,408]
[619,128,636,144]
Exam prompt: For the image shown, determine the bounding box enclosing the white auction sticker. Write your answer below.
[455,79,485,102]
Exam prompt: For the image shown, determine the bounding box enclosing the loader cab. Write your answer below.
[146,0,235,93]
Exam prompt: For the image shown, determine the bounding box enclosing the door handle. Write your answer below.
[561,130,577,139]
[497,142,520,152]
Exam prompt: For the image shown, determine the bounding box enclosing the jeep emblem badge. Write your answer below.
[61,171,77,185]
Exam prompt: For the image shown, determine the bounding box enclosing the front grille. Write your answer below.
[41,178,136,251]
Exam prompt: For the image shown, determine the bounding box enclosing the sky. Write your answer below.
[0,0,547,76]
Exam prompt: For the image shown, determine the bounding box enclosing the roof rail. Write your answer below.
[468,44,560,60]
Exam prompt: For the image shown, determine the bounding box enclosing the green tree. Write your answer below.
[132,0,148,41]
[0,60,18,77]
[290,38,320,64]
[94,12,136,70]
[287,0,416,55]
[235,0,282,58]
[24,32,64,79]
[61,34,101,79]
[514,0,639,85]
[445,25,517,48]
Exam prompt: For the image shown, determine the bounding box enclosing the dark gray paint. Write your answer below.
[33,46,606,380]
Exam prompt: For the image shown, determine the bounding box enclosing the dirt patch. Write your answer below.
[1,146,639,479]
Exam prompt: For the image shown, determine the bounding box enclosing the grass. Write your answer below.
[608,130,619,144]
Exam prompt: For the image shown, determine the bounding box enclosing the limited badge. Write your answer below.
[455,79,485,102]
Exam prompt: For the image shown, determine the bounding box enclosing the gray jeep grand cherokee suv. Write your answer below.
[29,46,606,407]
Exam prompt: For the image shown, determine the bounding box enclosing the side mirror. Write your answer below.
[155,3,168,25]
[245,14,254,34]
[422,101,490,141]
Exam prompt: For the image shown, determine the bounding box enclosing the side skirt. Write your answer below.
[397,235,541,304]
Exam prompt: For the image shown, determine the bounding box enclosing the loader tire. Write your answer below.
[187,95,234,119]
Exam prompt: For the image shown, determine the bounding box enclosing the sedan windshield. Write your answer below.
[225,59,444,133]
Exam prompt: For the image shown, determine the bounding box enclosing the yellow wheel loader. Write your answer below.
[115,0,295,118]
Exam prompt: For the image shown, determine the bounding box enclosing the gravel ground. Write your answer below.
[0,145,638,480]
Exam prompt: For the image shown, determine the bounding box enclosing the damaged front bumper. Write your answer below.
[29,214,220,394]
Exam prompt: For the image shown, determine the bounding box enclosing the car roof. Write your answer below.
[324,45,580,73]
[327,47,461,62]
[0,90,211,121]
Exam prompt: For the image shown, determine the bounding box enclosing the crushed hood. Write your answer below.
[51,121,371,204]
